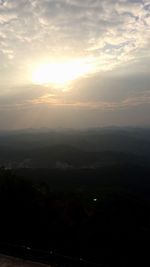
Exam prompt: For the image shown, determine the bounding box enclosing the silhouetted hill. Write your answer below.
[0,127,149,168]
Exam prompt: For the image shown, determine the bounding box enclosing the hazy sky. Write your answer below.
[0,0,150,129]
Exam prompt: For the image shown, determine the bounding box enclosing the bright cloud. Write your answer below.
[0,0,150,72]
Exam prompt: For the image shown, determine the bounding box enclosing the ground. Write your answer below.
[0,255,50,267]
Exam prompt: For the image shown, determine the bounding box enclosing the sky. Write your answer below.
[0,0,150,129]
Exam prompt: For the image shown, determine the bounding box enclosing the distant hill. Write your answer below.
[0,127,149,168]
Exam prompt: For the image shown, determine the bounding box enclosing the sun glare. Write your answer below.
[32,59,92,86]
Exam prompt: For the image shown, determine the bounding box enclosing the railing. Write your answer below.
[0,242,104,267]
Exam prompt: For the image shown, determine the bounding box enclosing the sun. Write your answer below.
[32,58,92,86]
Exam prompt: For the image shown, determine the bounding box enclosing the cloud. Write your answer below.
[29,87,150,111]
[0,84,53,109]
[0,0,150,127]
[0,0,150,75]
[1,68,150,114]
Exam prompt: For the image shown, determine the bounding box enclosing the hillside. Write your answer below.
[0,127,149,168]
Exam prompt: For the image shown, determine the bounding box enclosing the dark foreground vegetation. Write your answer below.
[0,128,150,266]
[0,164,150,266]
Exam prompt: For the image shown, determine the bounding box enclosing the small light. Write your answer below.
[93,198,98,202]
